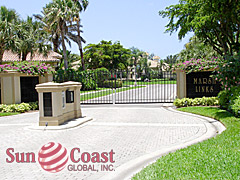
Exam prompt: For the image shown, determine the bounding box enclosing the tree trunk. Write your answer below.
[22,52,27,61]
[77,20,85,70]
[0,48,4,65]
[61,26,68,70]
[52,34,60,53]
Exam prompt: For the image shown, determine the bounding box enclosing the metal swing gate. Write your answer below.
[80,70,177,104]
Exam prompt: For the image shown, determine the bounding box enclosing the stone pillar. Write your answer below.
[0,71,21,104]
[176,69,187,99]
[36,81,82,126]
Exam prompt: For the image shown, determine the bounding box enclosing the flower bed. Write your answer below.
[173,57,222,73]
[0,62,53,76]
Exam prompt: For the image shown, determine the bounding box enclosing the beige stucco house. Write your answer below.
[0,51,61,104]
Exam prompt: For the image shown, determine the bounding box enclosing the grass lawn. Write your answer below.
[132,106,240,180]
[81,86,145,101]
[80,87,110,94]
[123,80,176,86]
[0,112,20,116]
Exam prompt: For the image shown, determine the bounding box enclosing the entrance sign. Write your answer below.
[186,72,221,98]
[176,70,221,99]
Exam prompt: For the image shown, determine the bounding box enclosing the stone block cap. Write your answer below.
[35,81,82,92]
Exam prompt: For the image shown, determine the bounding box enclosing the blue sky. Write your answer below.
[0,0,193,59]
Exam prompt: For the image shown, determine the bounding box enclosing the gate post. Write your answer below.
[176,69,187,99]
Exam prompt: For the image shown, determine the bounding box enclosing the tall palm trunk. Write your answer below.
[0,48,4,65]
[52,34,60,53]
[22,52,27,61]
[77,20,85,70]
[61,25,68,70]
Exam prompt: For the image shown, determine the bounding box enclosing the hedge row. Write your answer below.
[0,102,38,113]
[174,97,219,108]
[174,86,240,117]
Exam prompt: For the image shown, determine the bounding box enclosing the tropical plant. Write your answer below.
[164,54,178,65]
[57,50,81,69]
[129,47,144,68]
[136,52,152,78]
[12,16,51,61]
[34,12,61,53]
[42,0,81,70]
[0,6,19,64]
[68,0,89,70]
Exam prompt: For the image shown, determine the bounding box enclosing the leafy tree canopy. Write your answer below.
[84,40,131,70]
[159,0,240,56]
[177,36,218,62]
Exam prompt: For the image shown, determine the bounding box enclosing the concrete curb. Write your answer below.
[26,116,93,131]
[99,107,226,180]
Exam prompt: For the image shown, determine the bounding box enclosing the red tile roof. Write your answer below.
[2,50,61,62]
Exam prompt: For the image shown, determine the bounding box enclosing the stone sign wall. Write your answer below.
[186,71,221,98]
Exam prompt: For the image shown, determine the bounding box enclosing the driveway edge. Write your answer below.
[99,107,226,180]
[27,116,93,131]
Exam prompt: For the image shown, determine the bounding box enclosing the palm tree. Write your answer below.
[164,55,178,65]
[34,13,60,53]
[67,20,87,70]
[43,0,80,70]
[34,13,74,55]
[0,6,19,64]
[68,0,88,70]
[130,47,145,70]
[12,16,51,61]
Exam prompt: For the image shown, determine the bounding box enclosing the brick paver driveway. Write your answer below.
[0,105,208,180]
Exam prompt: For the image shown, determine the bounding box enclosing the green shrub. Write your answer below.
[29,102,39,110]
[80,75,97,91]
[0,103,31,113]
[174,97,219,108]
[0,102,39,113]
[231,97,240,117]
[215,53,240,89]
[174,98,192,107]
[54,68,97,91]
[218,86,240,117]
[93,68,110,87]
[218,90,229,109]
[102,80,123,88]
